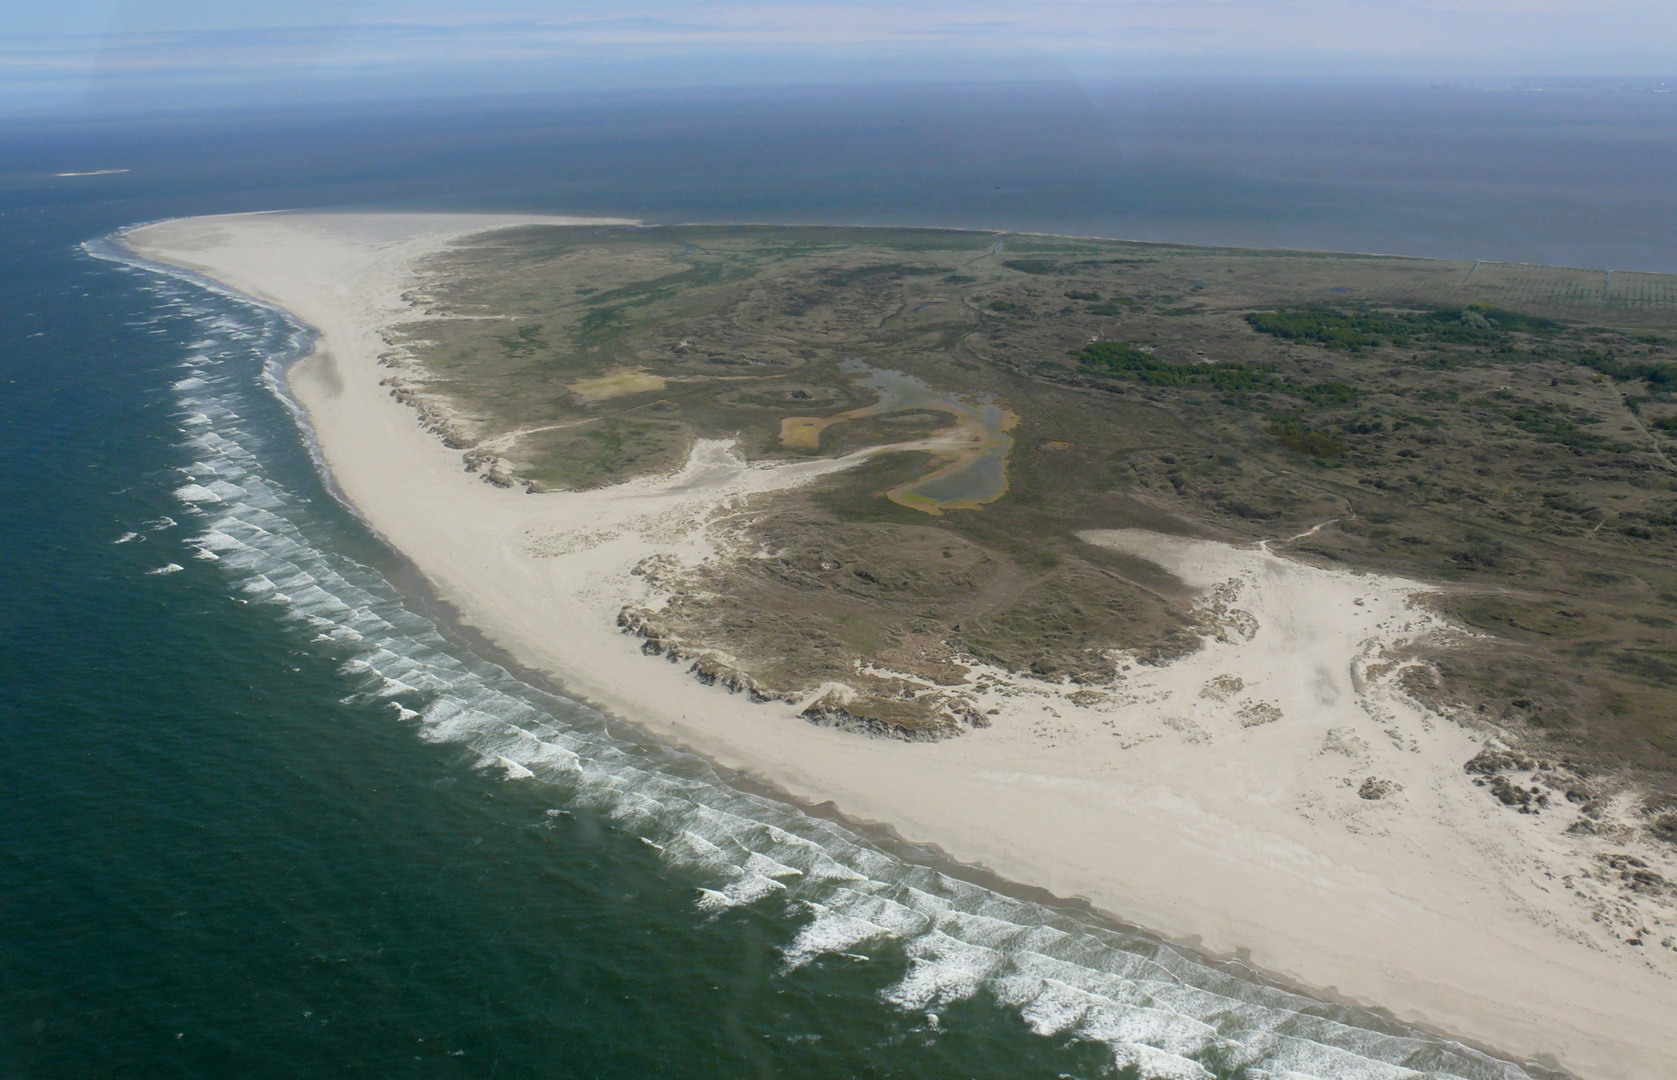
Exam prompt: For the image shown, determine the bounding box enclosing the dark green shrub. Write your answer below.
[1265,422,1346,458]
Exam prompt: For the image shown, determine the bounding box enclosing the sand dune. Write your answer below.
[123,212,1677,1079]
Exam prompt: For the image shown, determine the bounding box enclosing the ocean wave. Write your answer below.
[95,235,1538,1080]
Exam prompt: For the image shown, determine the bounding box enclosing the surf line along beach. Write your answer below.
[123,212,1676,1080]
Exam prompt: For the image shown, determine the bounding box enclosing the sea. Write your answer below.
[3,80,1672,1079]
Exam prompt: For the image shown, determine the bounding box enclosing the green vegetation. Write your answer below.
[1290,381,1363,407]
[1001,258,1064,275]
[1498,403,1608,449]
[1266,421,1346,458]
[388,221,1677,772]
[1081,341,1270,393]
[1574,348,1677,387]
[1246,309,1405,349]
[577,307,622,335]
[1080,342,1361,406]
[820,263,950,288]
[1453,305,1561,334]
[1247,303,1562,352]
[495,323,547,358]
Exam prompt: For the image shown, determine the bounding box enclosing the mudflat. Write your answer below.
[126,212,1677,1079]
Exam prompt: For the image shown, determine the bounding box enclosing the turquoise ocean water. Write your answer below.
[5,82,1673,1078]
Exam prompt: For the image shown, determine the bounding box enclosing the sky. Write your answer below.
[3,1,1674,115]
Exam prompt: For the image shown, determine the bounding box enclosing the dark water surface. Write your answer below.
[3,81,1663,1078]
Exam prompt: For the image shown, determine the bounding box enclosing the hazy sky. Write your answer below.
[5,1,1673,115]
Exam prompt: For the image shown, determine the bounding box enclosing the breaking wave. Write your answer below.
[90,235,1537,1080]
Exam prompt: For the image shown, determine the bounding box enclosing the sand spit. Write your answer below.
[123,213,1677,1079]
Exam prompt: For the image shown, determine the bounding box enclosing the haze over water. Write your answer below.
[2,81,1668,1077]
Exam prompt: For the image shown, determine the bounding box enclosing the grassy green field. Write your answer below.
[382,223,1677,795]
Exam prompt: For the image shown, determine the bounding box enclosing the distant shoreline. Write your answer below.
[122,212,1676,1080]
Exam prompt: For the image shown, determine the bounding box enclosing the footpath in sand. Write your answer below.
[124,212,1677,1080]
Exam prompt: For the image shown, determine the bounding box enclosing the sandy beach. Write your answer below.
[124,212,1677,1079]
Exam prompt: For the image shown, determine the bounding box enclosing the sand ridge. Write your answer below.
[122,212,1677,1080]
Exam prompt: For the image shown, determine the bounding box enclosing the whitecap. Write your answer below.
[782,905,892,970]
[147,563,183,575]
[174,484,221,503]
[1110,1043,1214,1080]
[491,756,535,780]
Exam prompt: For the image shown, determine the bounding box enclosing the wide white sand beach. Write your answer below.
[124,212,1677,1079]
